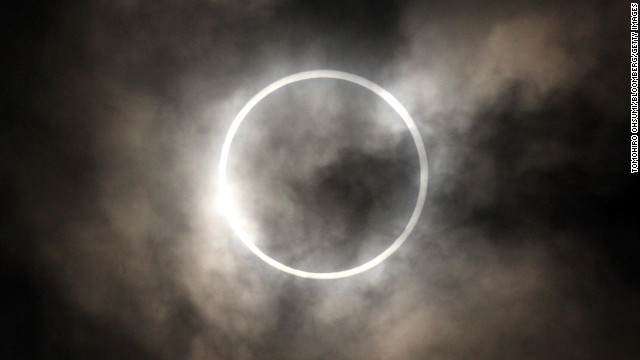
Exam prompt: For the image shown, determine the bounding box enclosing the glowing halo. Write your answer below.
[218,70,428,279]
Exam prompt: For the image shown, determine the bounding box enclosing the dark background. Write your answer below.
[2,1,639,359]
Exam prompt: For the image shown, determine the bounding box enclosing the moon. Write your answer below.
[218,70,428,279]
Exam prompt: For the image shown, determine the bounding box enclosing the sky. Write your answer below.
[1,0,638,359]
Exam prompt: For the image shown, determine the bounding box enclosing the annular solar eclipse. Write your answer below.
[219,70,428,279]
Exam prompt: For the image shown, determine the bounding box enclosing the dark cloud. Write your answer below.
[1,0,638,359]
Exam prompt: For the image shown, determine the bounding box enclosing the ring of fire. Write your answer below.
[218,70,428,279]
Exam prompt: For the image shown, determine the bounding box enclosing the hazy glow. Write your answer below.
[218,70,428,279]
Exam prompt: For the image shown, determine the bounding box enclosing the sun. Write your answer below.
[218,70,428,279]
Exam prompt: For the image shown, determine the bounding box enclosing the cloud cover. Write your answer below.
[1,0,638,359]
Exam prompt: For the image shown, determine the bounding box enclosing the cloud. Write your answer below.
[1,0,636,359]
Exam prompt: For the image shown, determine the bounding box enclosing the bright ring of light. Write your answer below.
[219,70,428,279]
